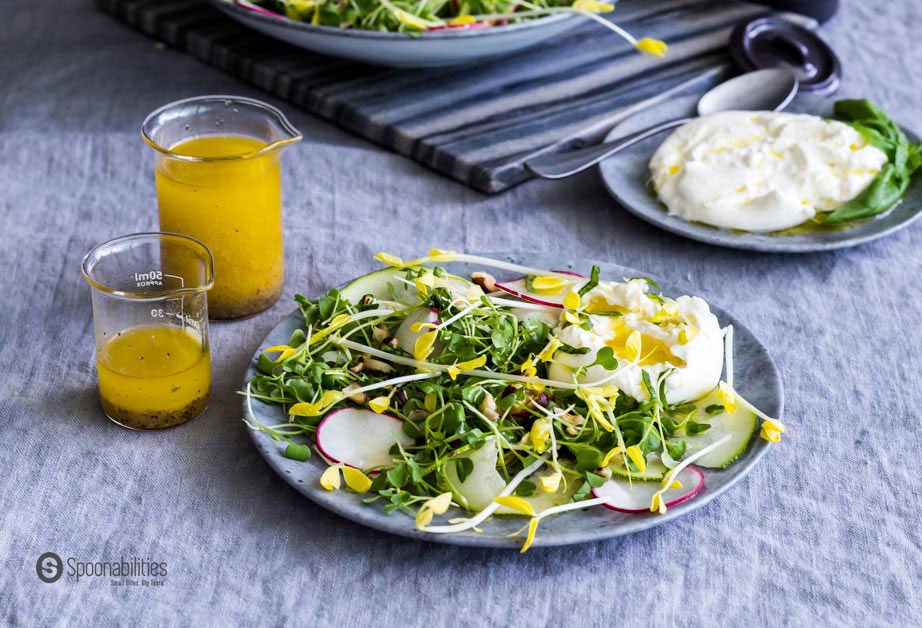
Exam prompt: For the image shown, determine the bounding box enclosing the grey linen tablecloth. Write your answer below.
[1,1,920,625]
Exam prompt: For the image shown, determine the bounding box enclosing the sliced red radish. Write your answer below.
[394,306,440,354]
[591,466,705,513]
[315,408,414,470]
[495,270,585,307]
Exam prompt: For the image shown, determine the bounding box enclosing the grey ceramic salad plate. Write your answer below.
[242,253,782,549]
[599,94,922,253]
[209,0,580,68]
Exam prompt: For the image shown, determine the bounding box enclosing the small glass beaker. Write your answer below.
[82,233,214,430]
[141,95,302,320]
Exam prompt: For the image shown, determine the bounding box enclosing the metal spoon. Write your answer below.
[524,68,799,180]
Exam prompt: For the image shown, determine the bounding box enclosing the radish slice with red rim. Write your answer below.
[591,466,705,514]
[315,408,414,470]
[494,271,584,308]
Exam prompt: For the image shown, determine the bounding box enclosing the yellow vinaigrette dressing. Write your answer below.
[97,325,210,429]
[156,135,284,319]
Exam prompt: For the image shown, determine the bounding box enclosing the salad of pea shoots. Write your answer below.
[252,0,669,57]
[245,251,785,551]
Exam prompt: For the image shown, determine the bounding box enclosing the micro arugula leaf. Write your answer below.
[387,464,408,488]
[705,404,725,416]
[571,446,603,471]
[514,481,537,497]
[557,343,591,355]
[283,442,311,462]
[289,328,306,347]
[686,420,711,435]
[571,481,593,502]
[641,371,656,399]
[585,471,606,488]
[666,439,686,460]
[452,457,474,483]
[591,346,619,371]
[577,265,601,297]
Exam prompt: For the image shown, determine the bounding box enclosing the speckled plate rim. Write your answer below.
[598,94,922,253]
[242,254,782,549]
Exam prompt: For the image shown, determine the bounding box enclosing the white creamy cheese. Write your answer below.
[649,111,887,232]
[547,279,724,404]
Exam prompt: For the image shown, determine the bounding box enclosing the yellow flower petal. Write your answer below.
[531,275,571,294]
[624,330,642,363]
[374,252,404,267]
[529,418,551,454]
[760,418,786,443]
[425,492,454,515]
[320,390,344,406]
[494,496,536,517]
[601,447,621,467]
[424,393,437,412]
[650,302,680,323]
[572,0,613,12]
[413,330,438,361]
[678,326,698,345]
[662,479,683,490]
[539,472,562,493]
[410,321,435,333]
[447,366,461,381]
[394,8,429,30]
[650,492,667,514]
[415,507,434,529]
[368,396,390,413]
[457,355,487,370]
[342,466,372,493]
[564,311,582,326]
[520,517,539,553]
[562,291,581,310]
[289,402,323,417]
[449,15,475,25]
[537,337,561,362]
[717,381,738,413]
[625,445,647,473]
[319,465,341,491]
[636,37,668,58]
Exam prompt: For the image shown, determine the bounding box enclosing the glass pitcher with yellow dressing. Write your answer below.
[142,96,302,319]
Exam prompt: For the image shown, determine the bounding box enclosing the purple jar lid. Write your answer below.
[730,16,841,96]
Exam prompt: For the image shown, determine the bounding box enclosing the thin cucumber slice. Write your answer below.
[607,456,669,482]
[339,267,418,305]
[680,390,758,468]
[443,439,574,515]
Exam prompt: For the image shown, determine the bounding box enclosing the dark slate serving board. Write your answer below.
[97,0,781,193]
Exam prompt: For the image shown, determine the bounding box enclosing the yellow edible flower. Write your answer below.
[410,321,436,333]
[601,447,621,467]
[458,355,487,371]
[562,291,581,310]
[530,419,551,454]
[650,302,679,323]
[625,445,647,473]
[424,393,438,412]
[308,313,353,344]
[519,355,537,378]
[650,492,667,514]
[678,326,698,345]
[760,418,786,443]
[342,466,372,493]
[413,330,438,361]
[563,311,582,326]
[537,337,561,362]
[662,478,683,490]
[374,252,404,267]
[263,344,297,362]
[624,330,643,363]
[449,15,475,25]
[289,390,343,417]
[415,492,454,529]
[573,0,614,12]
[319,465,342,491]
[636,37,668,58]
[531,275,571,294]
[539,472,562,493]
[521,517,540,553]
[494,496,536,517]
[368,396,390,413]
[447,366,461,381]
[717,381,738,413]
[414,272,435,295]
[394,8,429,30]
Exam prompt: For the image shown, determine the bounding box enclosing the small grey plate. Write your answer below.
[598,95,922,253]
[242,253,782,549]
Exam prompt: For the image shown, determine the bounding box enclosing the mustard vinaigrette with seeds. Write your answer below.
[97,325,210,430]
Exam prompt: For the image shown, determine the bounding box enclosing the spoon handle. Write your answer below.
[525,117,693,180]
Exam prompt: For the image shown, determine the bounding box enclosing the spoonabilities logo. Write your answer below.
[36,552,63,584]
